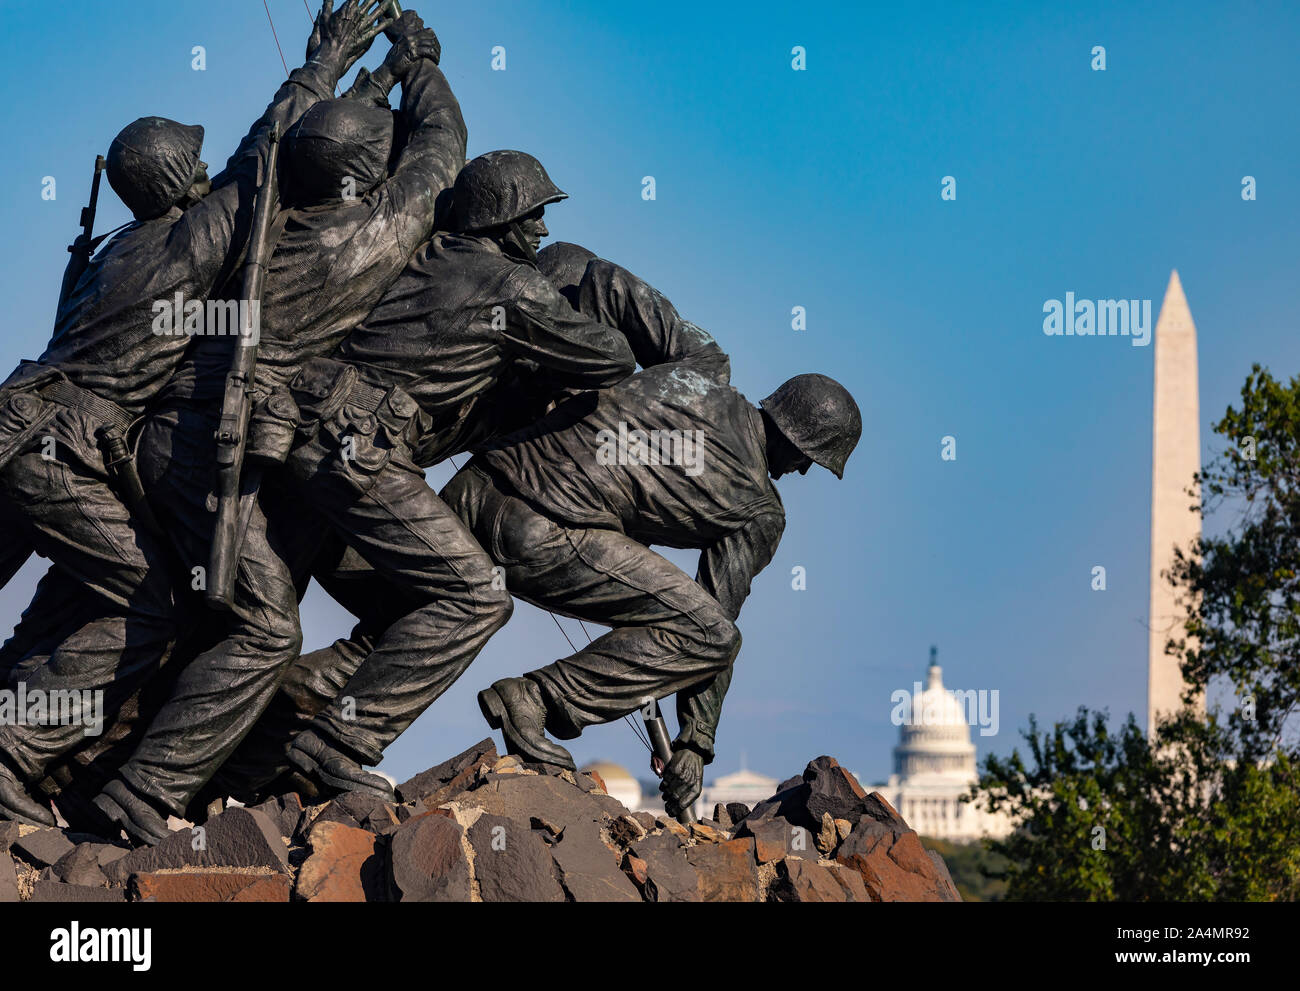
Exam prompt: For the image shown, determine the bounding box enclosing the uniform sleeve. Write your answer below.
[383,59,468,256]
[499,268,637,389]
[171,61,341,294]
[674,510,785,762]
[576,259,731,382]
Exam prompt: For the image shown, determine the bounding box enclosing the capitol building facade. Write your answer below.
[583,649,1009,842]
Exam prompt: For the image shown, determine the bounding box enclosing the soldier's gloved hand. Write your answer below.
[379,24,442,84]
[659,748,704,819]
[307,0,397,78]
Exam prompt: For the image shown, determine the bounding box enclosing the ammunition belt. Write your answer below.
[38,380,133,433]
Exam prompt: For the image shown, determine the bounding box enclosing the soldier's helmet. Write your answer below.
[107,117,206,221]
[283,99,395,204]
[537,241,597,296]
[448,151,568,234]
[760,373,863,479]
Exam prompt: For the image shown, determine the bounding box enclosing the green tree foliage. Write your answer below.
[971,365,1300,901]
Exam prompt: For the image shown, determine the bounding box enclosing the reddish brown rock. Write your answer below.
[132,870,290,902]
[687,837,759,902]
[623,853,648,886]
[296,820,385,902]
[835,819,959,902]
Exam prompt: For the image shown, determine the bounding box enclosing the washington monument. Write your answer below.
[1147,270,1203,734]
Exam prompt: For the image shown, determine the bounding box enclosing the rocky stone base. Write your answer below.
[0,744,961,903]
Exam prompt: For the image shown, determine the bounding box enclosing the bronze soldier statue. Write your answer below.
[0,0,391,828]
[88,7,461,845]
[446,355,862,819]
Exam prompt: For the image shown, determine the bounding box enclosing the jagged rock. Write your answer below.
[835,818,959,902]
[388,812,471,902]
[468,813,564,902]
[1,750,960,904]
[690,822,726,843]
[52,844,110,887]
[250,792,304,840]
[629,811,657,832]
[132,870,290,902]
[741,817,811,863]
[551,823,640,902]
[296,820,385,902]
[687,837,759,902]
[0,852,18,902]
[12,828,75,868]
[608,813,647,848]
[30,880,124,902]
[725,802,751,824]
[804,756,870,824]
[307,801,362,834]
[815,812,838,855]
[769,857,854,902]
[623,853,648,886]
[396,738,496,804]
[106,807,289,883]
[863,791,909,830]
[630,832,700,903]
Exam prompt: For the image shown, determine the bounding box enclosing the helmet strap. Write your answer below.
[501,220,539,265]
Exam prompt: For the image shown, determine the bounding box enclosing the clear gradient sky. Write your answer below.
[0,1,1296,787]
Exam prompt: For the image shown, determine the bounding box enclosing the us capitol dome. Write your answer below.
[868,647,1009,840]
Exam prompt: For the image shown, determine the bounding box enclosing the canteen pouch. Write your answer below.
[245,388,301,467]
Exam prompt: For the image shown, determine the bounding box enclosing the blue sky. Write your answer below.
[0,0,1296,787]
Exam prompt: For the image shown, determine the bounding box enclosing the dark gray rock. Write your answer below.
[30,880,124,903]
[0,820,19,853]
[725,802,751,824]
[630,832,699,902]
[803,756,869,824]
[249,792,304,839]
[0,852,18,902]
[11,828,75,868]
[396,738,496,804]
[106,807,289,883]
[388,812,471,902]
[467,813,564,902]
[52,844,110,887]
[551,823,640,902]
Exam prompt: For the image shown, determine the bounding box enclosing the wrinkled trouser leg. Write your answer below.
[293,446,512,766]
[208,520,412,797]
[114,402,303,816]
[0,407,179,781]
[444,465,740,738]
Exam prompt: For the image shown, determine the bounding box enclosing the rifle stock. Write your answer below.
[207,127,282,610]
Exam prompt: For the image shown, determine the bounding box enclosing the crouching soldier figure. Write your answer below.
[445,364,862,820]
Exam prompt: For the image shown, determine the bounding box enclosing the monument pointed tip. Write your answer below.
[1156,269,1195,338]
